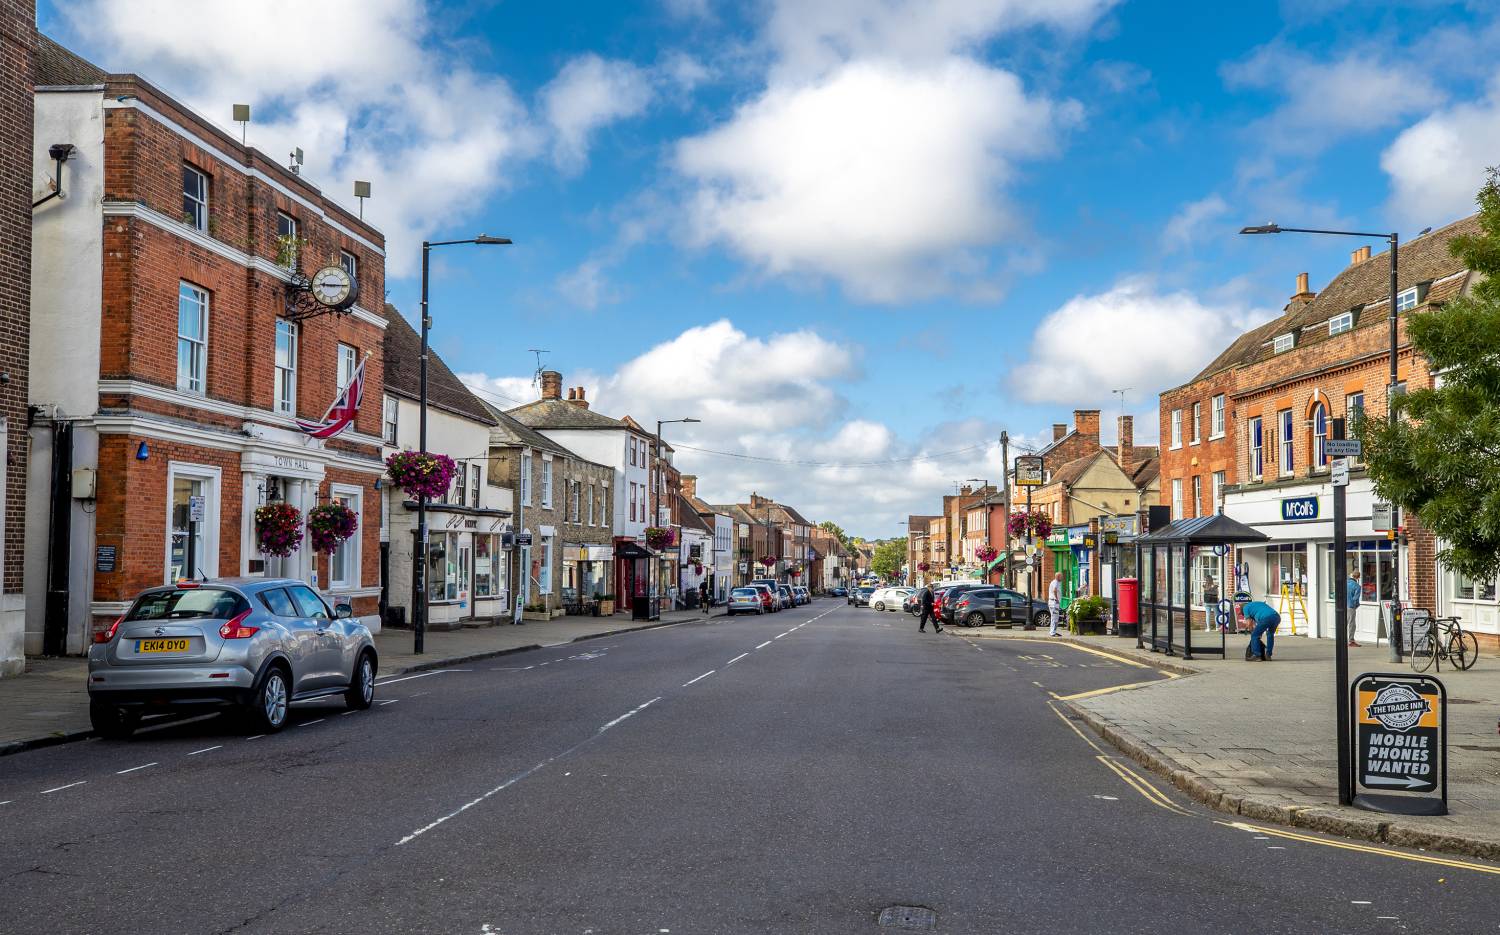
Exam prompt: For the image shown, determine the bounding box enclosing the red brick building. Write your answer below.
[26,37,387,649]
[0,0,34,673]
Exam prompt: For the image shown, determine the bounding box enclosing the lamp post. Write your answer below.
[414,235,511,654]
[1241,222,1401,806]
[652,417,699,617]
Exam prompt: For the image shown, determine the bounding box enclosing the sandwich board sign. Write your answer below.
[1351,672,1446,815]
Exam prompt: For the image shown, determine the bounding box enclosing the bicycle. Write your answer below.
[1411,615,1479,672]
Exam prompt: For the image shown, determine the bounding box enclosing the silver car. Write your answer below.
[87,577,378,738]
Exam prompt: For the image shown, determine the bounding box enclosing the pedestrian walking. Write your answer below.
[1048,572,1064,636]
[700,580,710,616]
[918,584,942,633]
[1345,571,1362,647]
[1241,600,1281,660]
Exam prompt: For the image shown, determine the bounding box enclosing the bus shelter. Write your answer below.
[1135,514,1267,660]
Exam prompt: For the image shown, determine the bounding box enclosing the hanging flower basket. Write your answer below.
[1008,509,1053,541]
[307,502,359,555]
[917,561,930,572]
[692,562,703,575]
[385,450,457,501]
[976,546,998,564]
[760,554,778,568]
[255,503,304,557]
[644,526,677,550]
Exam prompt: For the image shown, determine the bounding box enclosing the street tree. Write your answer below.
[871,539,906,580]
[1361,170,1500,581]
[818,520,855,552]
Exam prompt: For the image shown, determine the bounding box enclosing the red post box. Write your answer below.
[1117,577,1139,636]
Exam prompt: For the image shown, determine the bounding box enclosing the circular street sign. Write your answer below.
[1216,612,1230,626]
[1217,599,1232,614]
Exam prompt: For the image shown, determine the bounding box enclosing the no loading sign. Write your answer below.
[1351,673,1447,815]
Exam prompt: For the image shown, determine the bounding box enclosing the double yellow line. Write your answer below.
[1047,702,1193,817]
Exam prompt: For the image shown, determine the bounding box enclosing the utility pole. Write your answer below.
[1332,417,1352,806]
[1000,431,1011,588]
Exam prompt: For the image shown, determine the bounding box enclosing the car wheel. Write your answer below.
[965,612,985,628]
[250,664,291,732]
[345,652,376,711]
[90,701,139,740]
[874,601,885,611]
[1033,611,1050,628]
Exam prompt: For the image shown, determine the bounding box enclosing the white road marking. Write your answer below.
[187,745,222,756]
[1351,901,1372,905]
[0,800,11,806]
[522,666,536,670]
[726,653,749,666]
[683,670,715,687]
[378,699,398,706]
[1267,846,1286,850]
[600,696,662,733]
[341,710,358,716]
[297,719,325,727]
[376,671,448,686]
[774,632,789,639]
[1091,794,1118,801]
[245,734,265,741]
[40,781,86,794]
[756,641,772,649]
[116,762,157,774]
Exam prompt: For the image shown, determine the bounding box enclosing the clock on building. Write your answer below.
[310,265,359,310]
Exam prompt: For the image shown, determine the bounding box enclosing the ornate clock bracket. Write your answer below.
[283,266,360,322]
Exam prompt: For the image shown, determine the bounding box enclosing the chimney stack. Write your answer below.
[1074,409,1101,439]
[1350,245,1372,265]
[1117,415,1134,475]
[540,370,562,400]
[681,474,697,499]
[1289,272,1316,309]
[1052,423,1067,441]
[567,387,576,401]
[568,386,590,409]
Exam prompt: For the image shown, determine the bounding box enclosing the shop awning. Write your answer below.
[615,540,654,559]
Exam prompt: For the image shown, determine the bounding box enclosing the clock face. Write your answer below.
[310,266,357,308]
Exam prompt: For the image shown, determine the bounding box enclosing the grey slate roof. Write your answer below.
[380,305,496,426]
[479,400,572,454]
[507,397,633,431]
[34,34,108,86]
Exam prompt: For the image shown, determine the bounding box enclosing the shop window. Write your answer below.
[1266,543,1307,595]
[329,488,361,589]
[1249,416,1264,480]
[429,531,469,602]
[1453,570,1497,602]
[182,164,208,231]
[274,319,297,415]
[1328,540,1396,603]
[475,534,505,599]
[177,282,209,394]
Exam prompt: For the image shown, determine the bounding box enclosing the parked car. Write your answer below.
[934,582,989,623]
[87,578,378,738]
[777,584,795,609]
[870,587,913,612]
[792,586,811,605]
[831,587,847,597]
[727,587,765,616]
[749,583,779,612]
[949,587,1052,628]
[851,586,876,607]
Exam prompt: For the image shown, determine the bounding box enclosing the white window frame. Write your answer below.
[328,483,362,590]
[470,463,481,508]
[340,249,358,281]
[541,455,553,508]
[1210,395,1225,438]
[274,319,297,415]
[587,483,595,526]
[1169,409,1182,449]
[1171,478,1183,521]
[1328,311,1353,336]
[1191,475,1202,517]
[1273,333,1294,354]
[1211,471,1225,512]
[163,461,222,584]
[182,163,208,232]
[520,450,533,506]
[539,534,553,594]
[337,343,357,391]
[177,281,209,394]
[276,211,299,268]
[1311,402,1329,469]
[1249,415,1264,480]
[1191,401,1201,445]
[382,395,398,445]
[1279,409,1294,475]
[1396,287,1418,312]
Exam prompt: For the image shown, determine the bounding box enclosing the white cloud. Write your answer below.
[541,54,656,174]
[1381,92,1500,227]
[556,258,617,310]
[58,0,537,278]
[459,319,1012,536]
[1162,194,1230,252]
[1014,277,1273,405]
[675,57,1078,302]
[1222,44,1444,147]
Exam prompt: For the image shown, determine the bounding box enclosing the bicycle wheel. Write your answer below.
[1449,630,1479,670]
[1411,632,1437,672]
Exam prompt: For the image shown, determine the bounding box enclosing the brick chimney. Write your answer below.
[681,474,697,499]
[568,386,590,409]
[1350,245,1371,265]
[1074,409,1100,440]
[1052,423,1067,441]
[1116,415,1134,475]
[1289,272,1316,310]
[540,370,562,400]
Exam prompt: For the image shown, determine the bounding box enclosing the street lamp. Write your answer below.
[1240,221,1402,806]
[414,235,511,654]
[652,417,700,616]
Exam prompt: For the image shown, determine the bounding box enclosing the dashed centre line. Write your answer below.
[39,781,86,795]
[683,670,715,687]
[186,745,222,756]
[116,762,157,774]
[725,653,749,666]
[296,719,325,728]
[599,696,662,733]
[755,641,772,649]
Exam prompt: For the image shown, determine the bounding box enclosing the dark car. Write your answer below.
[851,586,876,607]
[949,587,1052,628]
[831,587,847,597]
[933,583,987,622]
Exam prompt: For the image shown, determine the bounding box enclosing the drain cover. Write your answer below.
[878,906,937,930]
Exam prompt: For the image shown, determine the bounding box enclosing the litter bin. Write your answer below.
[632,595,650,620]
[1116,577,1139,638]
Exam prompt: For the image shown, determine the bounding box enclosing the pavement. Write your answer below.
[4,598,1497,933]
[0,604,727,756]
[944,618,1500,861]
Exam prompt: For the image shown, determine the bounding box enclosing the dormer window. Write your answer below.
[1328,311,1354,336]
[1396,287,1419,312]
[1273,333,1295,354]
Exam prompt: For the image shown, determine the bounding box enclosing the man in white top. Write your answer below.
[1048,572,1064,636]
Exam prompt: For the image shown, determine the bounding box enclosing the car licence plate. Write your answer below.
[136,638,190,653]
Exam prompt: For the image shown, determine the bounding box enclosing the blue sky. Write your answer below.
[41,0,1500,536]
